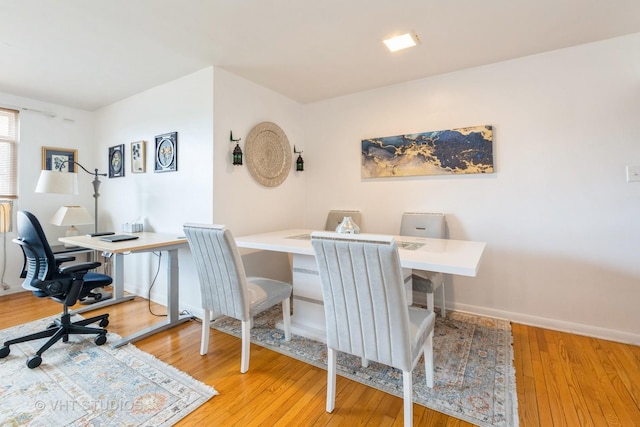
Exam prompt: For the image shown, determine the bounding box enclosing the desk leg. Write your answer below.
[167,247,180,323]
[70,252,135,315]
[112,248,192,347]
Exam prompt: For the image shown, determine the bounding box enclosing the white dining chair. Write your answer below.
[325,210,362,231]
[311,231,435,427]
[183,223,292,373]
[400,212,448,317]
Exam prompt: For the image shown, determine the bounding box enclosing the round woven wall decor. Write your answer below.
[245,121,292,187]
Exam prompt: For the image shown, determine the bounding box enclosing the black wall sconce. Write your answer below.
[294,145,304,171]
[230,131,243,165]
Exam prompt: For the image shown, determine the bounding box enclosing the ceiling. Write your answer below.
[2,0,640,111]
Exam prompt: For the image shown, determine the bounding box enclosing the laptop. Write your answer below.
[99,234,140,243]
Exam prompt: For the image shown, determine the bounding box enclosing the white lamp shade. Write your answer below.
[50,206,93,226]
[35,170,78,194]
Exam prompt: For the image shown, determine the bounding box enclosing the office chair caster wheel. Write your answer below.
[99,318,109,327]
[27,355,42,369]
[95,334,107,346]
[0,346,9,358]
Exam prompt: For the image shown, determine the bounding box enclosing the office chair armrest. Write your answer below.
[59,261,102,275]
[55,256,76,265]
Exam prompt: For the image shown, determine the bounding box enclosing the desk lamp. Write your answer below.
[35,162,107,235]
[50,206,93,247]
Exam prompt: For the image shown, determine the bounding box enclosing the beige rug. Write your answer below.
[0,316,217,426]
[213,306,518,427]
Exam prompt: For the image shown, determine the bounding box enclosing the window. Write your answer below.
[0,107,18,199]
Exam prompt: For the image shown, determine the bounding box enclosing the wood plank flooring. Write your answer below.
[1,291,639,426]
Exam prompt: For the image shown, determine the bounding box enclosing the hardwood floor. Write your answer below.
[1,291,639,426]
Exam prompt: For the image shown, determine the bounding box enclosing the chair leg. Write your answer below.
[327,347,336,413]
[426,292,435,314]
[3,327,58,347]
[282,298,291,341]
[424,330,434,388]
[402,370,413,427]
[439,282,446,317]
[240,320,251,373]
[35,327,67,356]
[200,310,210,355]
[73,313,108,327]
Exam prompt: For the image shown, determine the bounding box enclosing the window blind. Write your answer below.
[0,107,18,199]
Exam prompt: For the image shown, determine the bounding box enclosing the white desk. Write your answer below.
[236,229,486,341]
[59,232,191,347]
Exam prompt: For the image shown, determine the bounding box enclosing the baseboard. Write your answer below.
[0,286,23,296]
[450,302,640,346]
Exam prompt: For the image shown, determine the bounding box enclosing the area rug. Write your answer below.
[0,317,218,426]
[212,306,518,427]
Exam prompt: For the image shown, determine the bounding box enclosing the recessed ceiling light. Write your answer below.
[383,32,419,52]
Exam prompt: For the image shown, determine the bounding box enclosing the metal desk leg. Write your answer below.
[112,248,192,347]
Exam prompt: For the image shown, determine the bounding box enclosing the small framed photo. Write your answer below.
[154,131,177,173]
[131,140,146,173]
[42,147,77,172]
[108,144,125,178]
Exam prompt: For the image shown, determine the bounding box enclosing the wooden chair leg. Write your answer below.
[403,370,413,427]
[200,310,210,355]
[327,348,336,412]
[240,320,251,373]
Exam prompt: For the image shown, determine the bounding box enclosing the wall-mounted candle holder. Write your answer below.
[230,131,243,166]
[294,145,304,171]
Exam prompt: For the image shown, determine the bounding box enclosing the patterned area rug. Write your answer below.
[0,317,218,426]
[213,306,518,427]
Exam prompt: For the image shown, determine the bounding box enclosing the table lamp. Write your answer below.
[50,206,93,246]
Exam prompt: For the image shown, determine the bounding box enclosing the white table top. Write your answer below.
[59,232,188,254]
[236,229,486,277]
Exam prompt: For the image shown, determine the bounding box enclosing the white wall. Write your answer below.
[93,67,214,315]
[303,33,640,344]
[212,68,305,281]
[212,68,305,233]
[0,92,95,293]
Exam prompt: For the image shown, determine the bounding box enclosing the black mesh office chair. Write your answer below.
[0,210,112,368]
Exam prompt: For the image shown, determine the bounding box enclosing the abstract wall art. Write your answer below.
[361,125,494,178]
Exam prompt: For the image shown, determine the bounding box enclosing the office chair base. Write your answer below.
[0,313,109,368]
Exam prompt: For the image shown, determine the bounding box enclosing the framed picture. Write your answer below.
[42,147,77,172]
[361,125,494,178]
[131,140,146,173]
[108,144,125,178]
[154,132,177,173]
